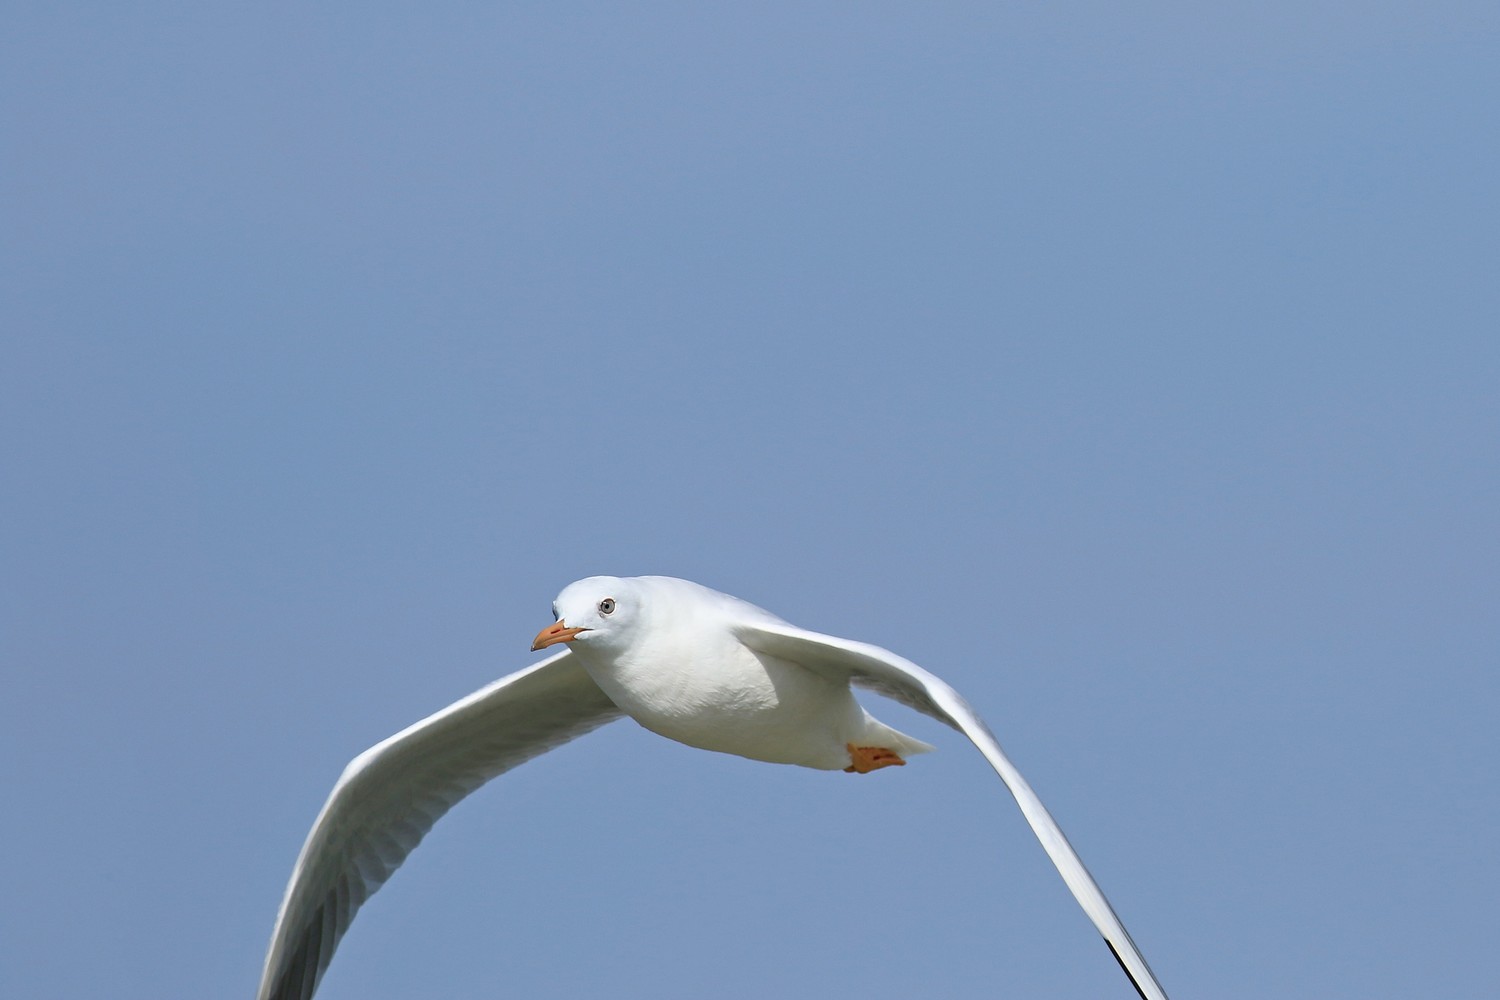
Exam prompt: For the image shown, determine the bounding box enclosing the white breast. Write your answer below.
[576,633,862,770]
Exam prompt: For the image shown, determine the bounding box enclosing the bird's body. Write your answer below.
[256,575,1171,1000]
[562,576,932,769]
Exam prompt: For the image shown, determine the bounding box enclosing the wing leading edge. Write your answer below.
[736,619,1170,1000]
[256,651,623,1000]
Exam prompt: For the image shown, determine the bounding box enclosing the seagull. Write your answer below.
[257,575,1170,1000]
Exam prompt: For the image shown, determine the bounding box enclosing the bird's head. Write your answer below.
[532,576,638,654]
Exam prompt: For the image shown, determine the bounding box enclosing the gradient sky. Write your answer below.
[3,5,1496,999]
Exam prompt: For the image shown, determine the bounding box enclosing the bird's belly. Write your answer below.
[581,648,858,770]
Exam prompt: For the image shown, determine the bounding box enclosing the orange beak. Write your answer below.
[531,621,591,651]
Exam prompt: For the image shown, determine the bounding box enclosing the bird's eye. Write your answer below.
[551,605,559,622]
[598,598,616,615]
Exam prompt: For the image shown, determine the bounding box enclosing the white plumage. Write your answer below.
[256,575,1170,1000]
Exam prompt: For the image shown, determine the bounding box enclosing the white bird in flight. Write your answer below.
[257,575,1170,1000]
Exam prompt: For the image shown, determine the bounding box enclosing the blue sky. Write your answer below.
[3,4,1496,999]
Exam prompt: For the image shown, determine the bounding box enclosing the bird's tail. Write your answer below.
[859,711,935,757]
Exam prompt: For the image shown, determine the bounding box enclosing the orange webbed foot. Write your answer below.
[844,743,907,774]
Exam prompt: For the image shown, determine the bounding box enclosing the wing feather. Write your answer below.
[735,620,1170,1000]
[256,651,623,1000]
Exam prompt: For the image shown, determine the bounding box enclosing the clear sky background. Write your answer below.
[3,5,1496,999]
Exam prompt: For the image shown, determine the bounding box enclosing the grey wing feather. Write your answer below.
[256,651,623,1000]
[735,620,1170,1000]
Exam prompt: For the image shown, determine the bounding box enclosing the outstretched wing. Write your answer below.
[735,619,1170,1000]
[257,651,623,1000]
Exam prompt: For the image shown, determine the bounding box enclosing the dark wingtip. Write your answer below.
[1105,937,1159,1000]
